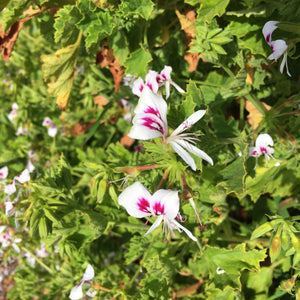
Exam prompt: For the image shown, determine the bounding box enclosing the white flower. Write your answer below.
[4,180,16,195]
[15,169,30,184]
[128,87,213,170]
[0,166,8,180]
[157,66,185,99]
[131,66,184,98]
[262,21,290,76]
[118,181,197,241]
[69,264,95,300]
[26,160,35,173]
[249,133,280,167]
[16,126,28,136]
[42,117,58,137]
[36,243,49,258]
[8,103,19,123]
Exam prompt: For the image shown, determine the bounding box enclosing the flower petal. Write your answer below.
[170,110,206,137]
[42,117,53,126]
[151,189,179,219]
[268,40,288,61]
[169,141,196,171]
[255,133,273,148]
[132,77,144,97]
[69,284,83,300]
[171,219,197,241]
[145,70,159,94]
[262,21,279,44]
[15,169,30,184]
[128,114,166,140]
[48,125,58,137]
[118,181,152,218]
[82,264,94,281]
[0,166,8,180]
[175,139,213,166]
[144,215,163,236]
[4,181,16,195]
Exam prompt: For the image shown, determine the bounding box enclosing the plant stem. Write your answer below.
[22,247,52,274]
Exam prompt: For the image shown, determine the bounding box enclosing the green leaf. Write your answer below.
[53,4,81,46]
[39,217,48,239]
[191,244,267,290]
[0,0,30,31]
[76,0,115,51]
[41,31,81,109]
[97,179,107,203]
[124,47,152,78]
[0,0,10,12]
[218,156,247,195]
[39,0,76,6]
[197,0,230,23]
[229,21,260,38]
[119,0,154,20]
[251,222,273,240]
[108,30,129,65]
[108,184,119,208]
[185,80,203,108]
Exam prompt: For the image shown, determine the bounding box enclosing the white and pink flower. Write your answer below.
[263,21,290,76]
[42,117,58,137]
[249,133,280,167]
[69,264,95,300]
[118,181,197,241]
[8,103,19,123]
[0,166,8,180]
[128,87,213,170]
[131,66,185,98]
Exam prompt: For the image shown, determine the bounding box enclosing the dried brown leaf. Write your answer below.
[94,95,109,108]
[96,45,124,91]
[120,134,135,148]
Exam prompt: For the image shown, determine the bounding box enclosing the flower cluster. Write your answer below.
[128,86,213,170]
[118,181,197,241]
[8,103,19,123]
[124,66,185,99]
[263,21,290,76]
[69,264,96,300]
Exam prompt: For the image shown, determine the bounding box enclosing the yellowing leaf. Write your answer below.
[175,9,196,38]
[244,99,271,129]
[41,31,82,109]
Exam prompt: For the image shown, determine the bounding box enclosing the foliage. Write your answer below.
[0,0,300,299]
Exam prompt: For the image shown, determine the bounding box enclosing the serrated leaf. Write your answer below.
[119,0,154,20]
[124,47,152,78]
[191,244,267,290]
[76,0,115,51]
[197,0,230,23]
[0,0,30,31]
[39,0,76,6]
[41,31,81,109]
[218,156,246,195]
[185,80,203,108]
[108,30,129,65]
[53,4,81,46]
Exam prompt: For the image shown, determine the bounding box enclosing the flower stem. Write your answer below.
[22,246,52,274]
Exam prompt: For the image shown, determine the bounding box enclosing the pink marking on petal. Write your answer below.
[260,147,267,154]
[161,73,166,80]
[142,117,165,135]
[153,202,165,216]
[146,82,153,91]
[137,197,151,213]
[143,106,160,117]
[139,85,144,93]
[266,34,271,43]
[271,44,274,52]
[0,173,2,176]
[252,150,257,156]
